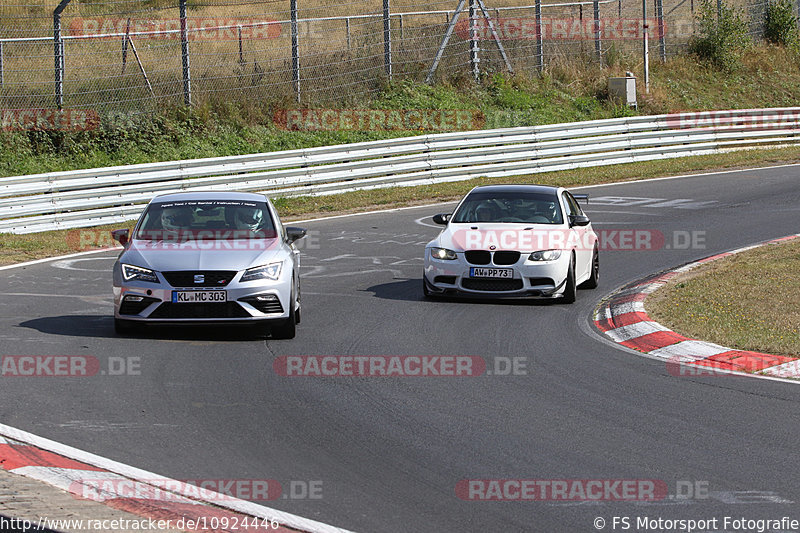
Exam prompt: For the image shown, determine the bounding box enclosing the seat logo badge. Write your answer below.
[194,274,205,284]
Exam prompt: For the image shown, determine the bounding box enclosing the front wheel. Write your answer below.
[270,309,296,340]
[579,246,599,289]
[422,275,435,299]
[561,256,577,304]
[271,282,298,339]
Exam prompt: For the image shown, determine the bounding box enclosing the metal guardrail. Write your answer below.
[1,108,799,233]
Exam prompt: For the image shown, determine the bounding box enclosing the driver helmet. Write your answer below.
[546,201,558,220]
[234,206,264,231]
[475,204,495,222]
[160,206,191,231]
[537,201,557,221]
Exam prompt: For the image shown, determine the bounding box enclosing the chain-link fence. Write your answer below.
[0,0,782,114]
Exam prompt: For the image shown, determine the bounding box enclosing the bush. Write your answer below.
[689,0,752,71]
[764,0,799,47]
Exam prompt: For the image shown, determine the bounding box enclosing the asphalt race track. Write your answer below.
[1,165,800,532]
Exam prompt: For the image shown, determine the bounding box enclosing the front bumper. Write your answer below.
[113,267,293,324]
[424,250,569,298]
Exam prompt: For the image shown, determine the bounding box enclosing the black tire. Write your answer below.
[114,318,138,336]
[561,255,577,304]
[294,274,301,324]
[422,275,434,299]
[579,246,599,289]
[271,282,297,339]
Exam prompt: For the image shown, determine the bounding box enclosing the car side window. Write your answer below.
[566,193,584,216]
[561,193,576,218]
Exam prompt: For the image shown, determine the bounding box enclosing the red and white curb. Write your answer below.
[594,234,800,380]
[0,423,355,533]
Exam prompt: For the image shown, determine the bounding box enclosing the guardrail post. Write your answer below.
[121,18,130,74]
[593,0,602,63]
[656,0,666,62]
[383,0,392,78]
[643,0,649,93]
[0,41,4,88]
[469,0,479,80]
[346,18,351,50]
[291,0,300,102]
[180,0,191,106]
[53,0,71,110]
[238,25,244,64]
[535,0,543,73]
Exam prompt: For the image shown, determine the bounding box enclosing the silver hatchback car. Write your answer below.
[111,191,306,338]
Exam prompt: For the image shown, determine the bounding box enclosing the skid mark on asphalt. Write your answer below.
[0,293,112,305]
[53,420,179,430]
[301,253,422,279]
[51,257,116,271]
[326,230,433,246]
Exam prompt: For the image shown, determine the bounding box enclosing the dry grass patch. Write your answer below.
[647,238,800,356]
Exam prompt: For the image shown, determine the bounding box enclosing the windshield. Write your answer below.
[134,200,277,240]
[451,192,563,224]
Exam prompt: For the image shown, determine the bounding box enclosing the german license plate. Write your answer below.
[172,290,227,303]
[469,267,513,279]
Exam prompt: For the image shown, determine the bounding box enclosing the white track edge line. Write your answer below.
[0,423,356,533]
[590,233,800,386]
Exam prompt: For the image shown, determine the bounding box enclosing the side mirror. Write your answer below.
[285,226,307,244]
[111,228,129,246]
[432,213,451,225]
[569,215,591,227]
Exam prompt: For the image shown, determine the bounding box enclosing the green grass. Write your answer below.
[4,43,800,178]
[647,238,800,356]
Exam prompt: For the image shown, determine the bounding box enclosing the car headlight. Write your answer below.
[121,264,159,283]
[528,250,562,261]
[430,247,457,260]
[241,262,283,282]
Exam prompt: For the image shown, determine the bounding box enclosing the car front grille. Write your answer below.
[162,271,237,287]
[461,279,524,291]
[492,251,520,265]
[464,251,521,265]
[149,302,251,319]
[464,251,491,265]
[528,277,555,286]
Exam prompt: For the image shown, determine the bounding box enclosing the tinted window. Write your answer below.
[135,200,277,240]
[451,192,563,224]
[566,193,584,216]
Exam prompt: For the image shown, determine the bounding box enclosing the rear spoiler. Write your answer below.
[572,193,589,205]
